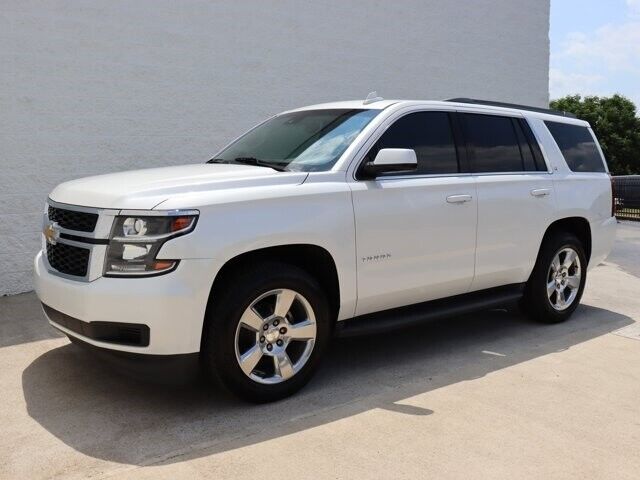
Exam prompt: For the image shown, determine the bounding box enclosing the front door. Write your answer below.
[349,110,478,316]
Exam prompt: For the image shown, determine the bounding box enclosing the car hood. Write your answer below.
[49,163,308,209]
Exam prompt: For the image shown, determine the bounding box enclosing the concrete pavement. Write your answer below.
[1,223,639,479]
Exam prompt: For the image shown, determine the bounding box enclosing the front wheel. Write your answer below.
[202,262,332,402]
[522,231,587,323]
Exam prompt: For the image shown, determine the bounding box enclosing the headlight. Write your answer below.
[104,210,198,277]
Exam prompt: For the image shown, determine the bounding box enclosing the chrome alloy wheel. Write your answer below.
[547,247,582,311]
[234,288,317,385]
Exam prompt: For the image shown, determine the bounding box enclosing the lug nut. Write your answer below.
[279,327,287,334]
[273,319,280,326]
[260,336,265,343]
[276,339,283,347]
[266,343,273,351]
[263,323,269,331]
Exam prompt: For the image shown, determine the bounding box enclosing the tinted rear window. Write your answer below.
[461,114,523,172]
[545,121,605,172]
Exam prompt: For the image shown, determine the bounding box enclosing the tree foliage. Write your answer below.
[550,94,640,175]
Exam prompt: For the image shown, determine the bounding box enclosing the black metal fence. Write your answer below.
[613,175,640,221]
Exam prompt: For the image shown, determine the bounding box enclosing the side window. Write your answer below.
[367,111,459,175]
[544,121,606,172]
[519,118,548,171]
[461,113,524,172]
[513,119,539,171]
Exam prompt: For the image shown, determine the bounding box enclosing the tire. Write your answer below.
[521,230,587,324]
[201,262,332,402]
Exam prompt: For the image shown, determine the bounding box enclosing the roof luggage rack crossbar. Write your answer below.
[444,97,577,118]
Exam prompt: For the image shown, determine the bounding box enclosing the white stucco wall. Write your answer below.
[1,0,549,295]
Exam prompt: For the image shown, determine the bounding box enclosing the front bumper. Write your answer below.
[66,335,200,384]
[34,251,218,355]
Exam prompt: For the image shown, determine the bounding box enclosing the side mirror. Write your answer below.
[362,148,417,178]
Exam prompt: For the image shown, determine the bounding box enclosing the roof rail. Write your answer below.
[444,97,577,118]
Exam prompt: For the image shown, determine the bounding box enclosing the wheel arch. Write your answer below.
[542,217,592,265]
[207,243,341,324]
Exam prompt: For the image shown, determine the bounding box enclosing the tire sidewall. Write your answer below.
[526,232,587,323]
[204,263,331,402]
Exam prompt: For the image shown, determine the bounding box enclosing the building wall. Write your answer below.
[0,0,550,295]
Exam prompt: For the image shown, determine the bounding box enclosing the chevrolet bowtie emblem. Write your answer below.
[44,221,61,245]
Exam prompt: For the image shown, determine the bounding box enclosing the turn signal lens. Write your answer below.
[171,216,194,232]
[152,260,176,271]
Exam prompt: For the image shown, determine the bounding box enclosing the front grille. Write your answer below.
[46,242,90,277]
[42,304,150,347]
[48,205,98,232]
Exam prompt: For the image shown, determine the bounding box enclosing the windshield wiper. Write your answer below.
[207,156,288,172]
[232,157,289,172]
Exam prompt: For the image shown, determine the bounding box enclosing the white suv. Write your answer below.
[35,97,616,402]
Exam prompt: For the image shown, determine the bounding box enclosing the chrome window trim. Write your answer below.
[472,170,553,176]
[369,171,553,182]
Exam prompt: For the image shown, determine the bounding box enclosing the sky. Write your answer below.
[550,0,640,105]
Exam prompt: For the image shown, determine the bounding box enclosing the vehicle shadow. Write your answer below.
[21,303,632,467]
[0,292,63,348]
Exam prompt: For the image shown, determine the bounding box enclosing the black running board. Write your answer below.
[335,283,525,338]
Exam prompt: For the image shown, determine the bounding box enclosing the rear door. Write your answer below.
[349,109,478,316]
[458,111,556,291]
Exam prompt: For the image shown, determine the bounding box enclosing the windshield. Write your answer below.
[211,109,380,172]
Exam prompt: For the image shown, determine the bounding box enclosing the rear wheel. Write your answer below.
[202,262,332,402]
[522,231,587,323]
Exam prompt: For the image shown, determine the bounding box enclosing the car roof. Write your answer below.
[285,99,590,126]
[284,99,401,112]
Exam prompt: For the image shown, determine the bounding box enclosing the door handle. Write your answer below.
[530,188,550,197]
[446,194,473,204]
